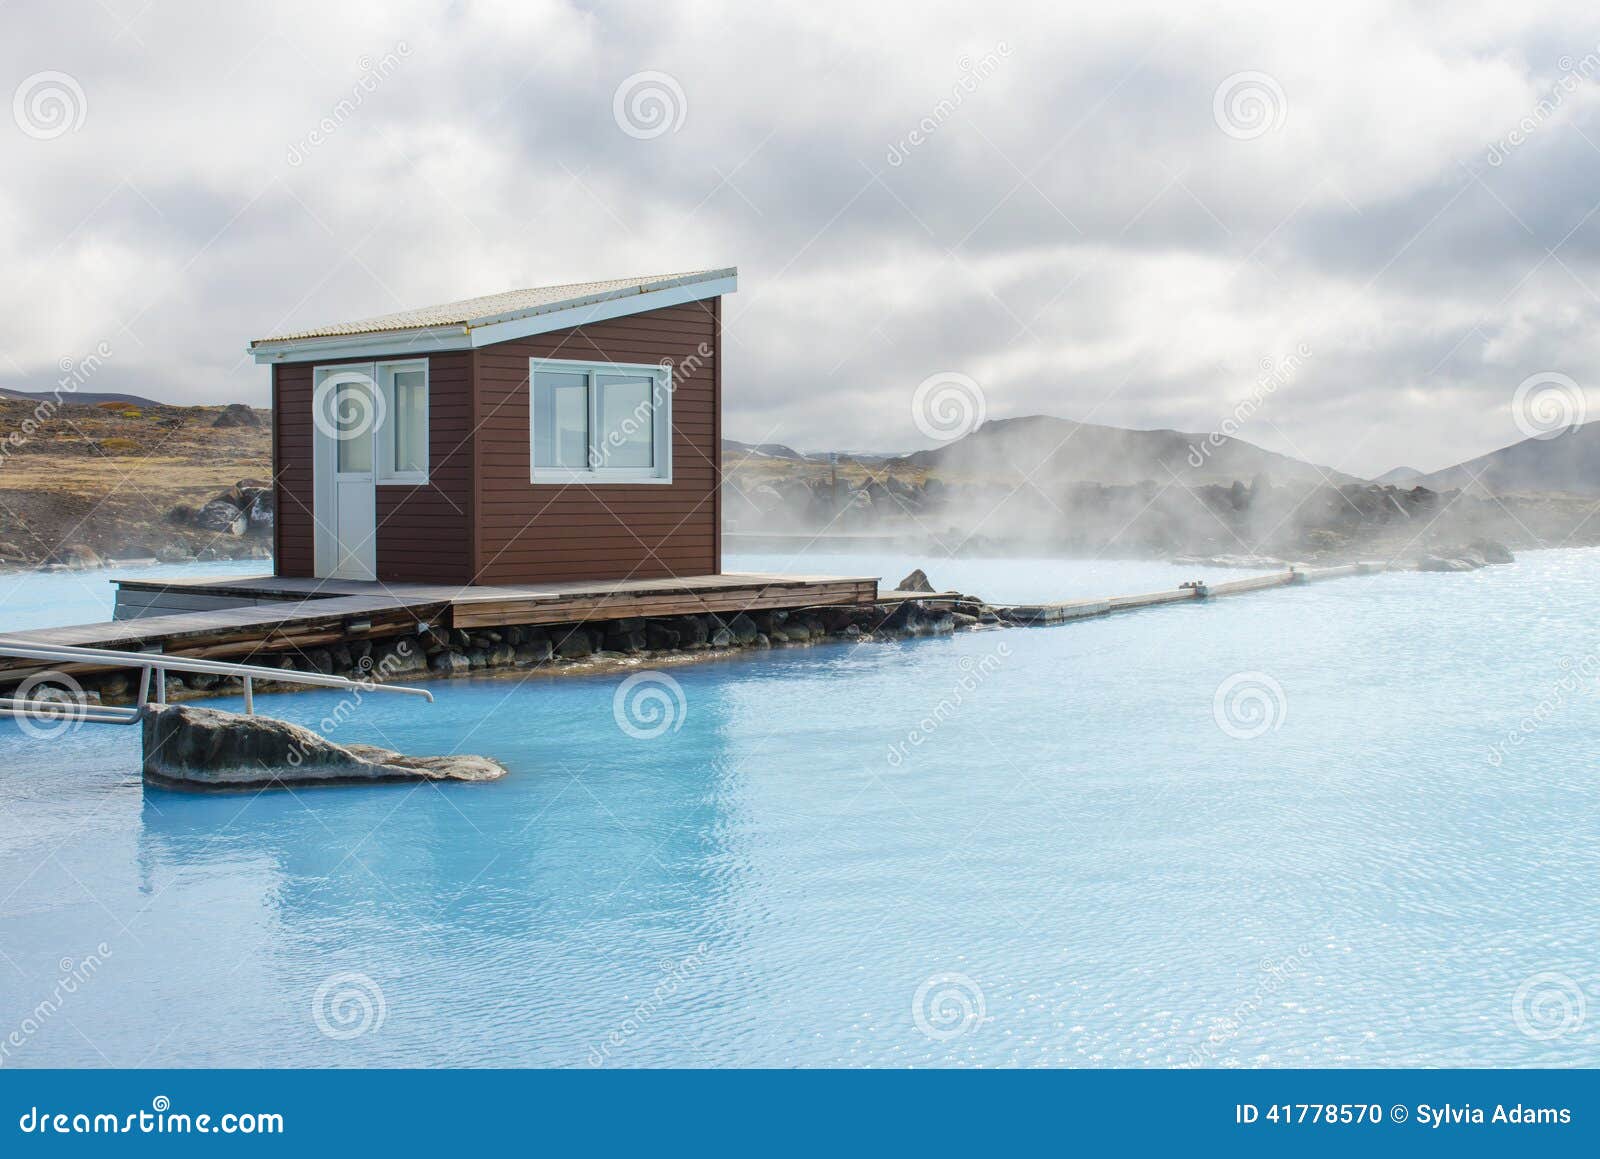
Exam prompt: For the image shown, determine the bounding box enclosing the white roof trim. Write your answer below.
[250,270,735,364]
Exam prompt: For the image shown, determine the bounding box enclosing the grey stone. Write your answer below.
[710,627,734,647]
[646,621,681,650]
[141,704,507,788]
[555,631,594,659]
[896,568,935,593]
[514,640,553,665]
[96,673,131,700]
[194,500,247,536]
[604,627,648,654]
[673,616,709,647]
[725,613,759,644]
[430,651,471,674]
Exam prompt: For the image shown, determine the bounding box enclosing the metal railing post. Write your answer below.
[243,676,254,715]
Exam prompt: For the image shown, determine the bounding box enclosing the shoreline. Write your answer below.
[14,544,1517,712]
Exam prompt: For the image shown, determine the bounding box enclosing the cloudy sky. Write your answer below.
[4,0,1600,476]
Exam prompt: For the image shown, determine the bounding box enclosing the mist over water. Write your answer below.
[723,417,1600,563]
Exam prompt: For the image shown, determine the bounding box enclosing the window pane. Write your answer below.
[596,374,654,469]
[533,371,589,468]
[390,369,427,474]
[335,382,372,473]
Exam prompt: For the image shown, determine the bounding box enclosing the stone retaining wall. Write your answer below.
[83,598,982,706]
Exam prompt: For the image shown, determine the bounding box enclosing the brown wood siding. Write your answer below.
[271,352,474,583]
[273,363,314,578]
[471,300,721,584]
[376,350,473,584]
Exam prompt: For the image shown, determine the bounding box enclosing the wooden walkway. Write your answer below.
[0,572,880,677]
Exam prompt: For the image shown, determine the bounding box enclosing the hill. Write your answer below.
[1412,422,1600,496]
[889,415,1354,487]
[0,398,271,568]
[0,386,168,407]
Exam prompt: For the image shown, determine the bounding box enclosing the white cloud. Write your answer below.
[3,0,1599,477]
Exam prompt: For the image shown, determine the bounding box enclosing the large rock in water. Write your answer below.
[896,568,935,593]
[141,704,507,789]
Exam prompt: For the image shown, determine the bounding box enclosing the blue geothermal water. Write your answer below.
[0,551,1596,1067]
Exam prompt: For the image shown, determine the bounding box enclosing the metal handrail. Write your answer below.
[0,636,433,726]
[0,696,142,726]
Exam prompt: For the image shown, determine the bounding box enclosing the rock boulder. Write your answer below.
[141,704,507,789]
[896,568,935,593]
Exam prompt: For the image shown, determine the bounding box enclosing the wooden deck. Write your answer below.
[0,571,879,678]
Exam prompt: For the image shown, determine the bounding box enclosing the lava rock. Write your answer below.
[194,499,248,536]
[514,640,553,665]
[896,568,935,593]
[646,621,681,651]
[141,704,506,788]
[211,403,261,429]
[555,630,595,659]
[430,651,471,674]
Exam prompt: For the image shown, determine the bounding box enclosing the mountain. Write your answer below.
[1411,422,1600,496]
[887,415,1356,488]
[1374,466,1422,485]
[0,386,167,407]
[722,439,903,466]
[723,438,810,462]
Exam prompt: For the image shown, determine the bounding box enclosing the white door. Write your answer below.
[313,367,379,581]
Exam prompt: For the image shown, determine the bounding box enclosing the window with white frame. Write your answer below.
[377,360,428,484]
[529,358,672,483]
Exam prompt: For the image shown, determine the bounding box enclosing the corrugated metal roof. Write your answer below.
[251,268,735,347]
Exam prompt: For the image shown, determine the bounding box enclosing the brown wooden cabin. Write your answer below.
[249,269,735,586]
